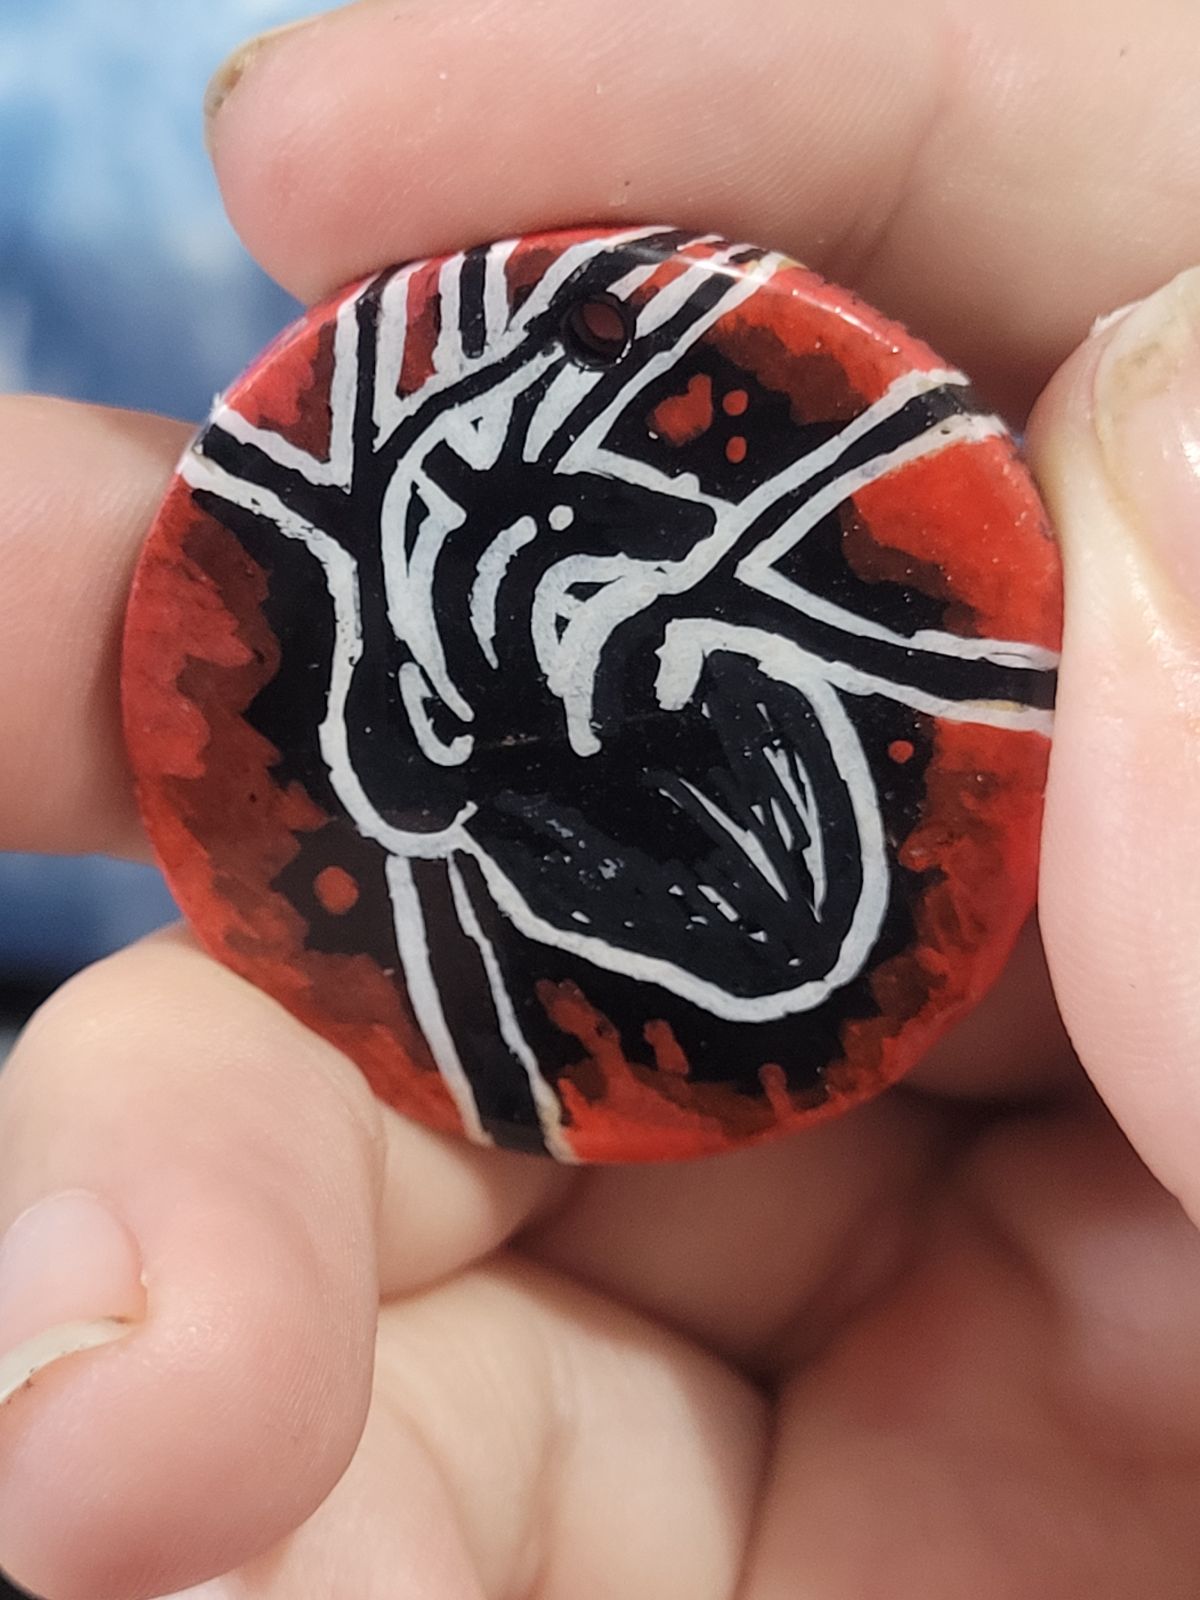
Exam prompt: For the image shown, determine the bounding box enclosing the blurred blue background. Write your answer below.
[0,10,326,1594]
[0,0,327,1029]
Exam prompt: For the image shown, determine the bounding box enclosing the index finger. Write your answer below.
[0,396,189,857]
[205,0,1200,416]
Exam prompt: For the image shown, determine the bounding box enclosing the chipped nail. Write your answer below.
[1093,266,1200,602]
[0,1191,145,1404]
[204,17,317,139]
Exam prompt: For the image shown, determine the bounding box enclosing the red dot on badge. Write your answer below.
[314,866,361,915]
[650,373,714,446]
[723,389,749,416]
[889,739,916,764]
[726,435,748,464]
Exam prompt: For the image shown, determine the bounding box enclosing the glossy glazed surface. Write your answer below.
[123,228,1061,1161]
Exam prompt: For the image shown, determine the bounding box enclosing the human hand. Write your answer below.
[2,1,1200,1595]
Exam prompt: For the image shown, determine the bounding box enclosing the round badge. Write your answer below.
[123,227,1061,1163]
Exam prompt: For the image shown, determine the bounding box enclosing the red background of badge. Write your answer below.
[122,230,1061,1162]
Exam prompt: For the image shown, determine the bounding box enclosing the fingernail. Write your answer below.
[1093,267,1200,600]
[204,17,317,142]
[0,1191,145,1407]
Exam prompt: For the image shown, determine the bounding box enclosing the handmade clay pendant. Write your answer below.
[123,228,1061,1162]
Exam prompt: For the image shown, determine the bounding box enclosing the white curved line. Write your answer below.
[470,515,540,667]
[181,450,474,859]
[724,366,970,534]
[460,646,889,1024]
[380,463,475,725]
[398,663,473,766]
[529,552,658,756]
[378,348,559,721]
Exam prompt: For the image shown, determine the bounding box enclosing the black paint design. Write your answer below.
[182,229,1056,1155]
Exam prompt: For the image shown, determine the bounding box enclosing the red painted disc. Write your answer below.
[122,228,1061,1163]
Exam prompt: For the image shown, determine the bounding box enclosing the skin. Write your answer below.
[2,0,1200,1594]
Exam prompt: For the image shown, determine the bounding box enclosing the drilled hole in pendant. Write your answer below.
[561,294,633,366]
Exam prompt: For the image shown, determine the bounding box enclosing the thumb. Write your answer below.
[1028,269,1200,1218]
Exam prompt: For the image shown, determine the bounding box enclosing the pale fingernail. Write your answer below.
[0,1191,145,1407]
[1093,267,1200,601]
[204,16,318,139]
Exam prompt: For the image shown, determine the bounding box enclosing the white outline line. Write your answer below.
[431,254,465,380]
[181,450,475,858]
[386,857,490,1144]
[736,411,1057,677]
[213,293,361,488]
[470,515,540,668]
[447,859,577,1161]
[765,745,827,920]
[483,238,518,346]
[398,662,473,766]
[373,264,417,445]
[463,644,890,1023]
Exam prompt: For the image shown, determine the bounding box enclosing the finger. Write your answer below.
[905,919,1083,1103]
[1026,268,1200,1227]
[741,1108,1200,1597]
[0,935,562,1600]
[0,395,189,856]
[205,0,1200,414]
[375,1105,570,1302]
[521,916,1083,1369]
[0,934,381,1600]
[523,1092,951,1372]
[228,1261,766,1600]
[0,391,569,1278]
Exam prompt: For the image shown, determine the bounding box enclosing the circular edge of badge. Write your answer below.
[121,225,1062,1164]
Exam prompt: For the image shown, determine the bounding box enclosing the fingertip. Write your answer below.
[203,17,320,144]
[376,1116,572,1297]
[0,939,384,1599]
[0,1199,370,1600]
[206,7,386,300]
[1026,269,1200,1215]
